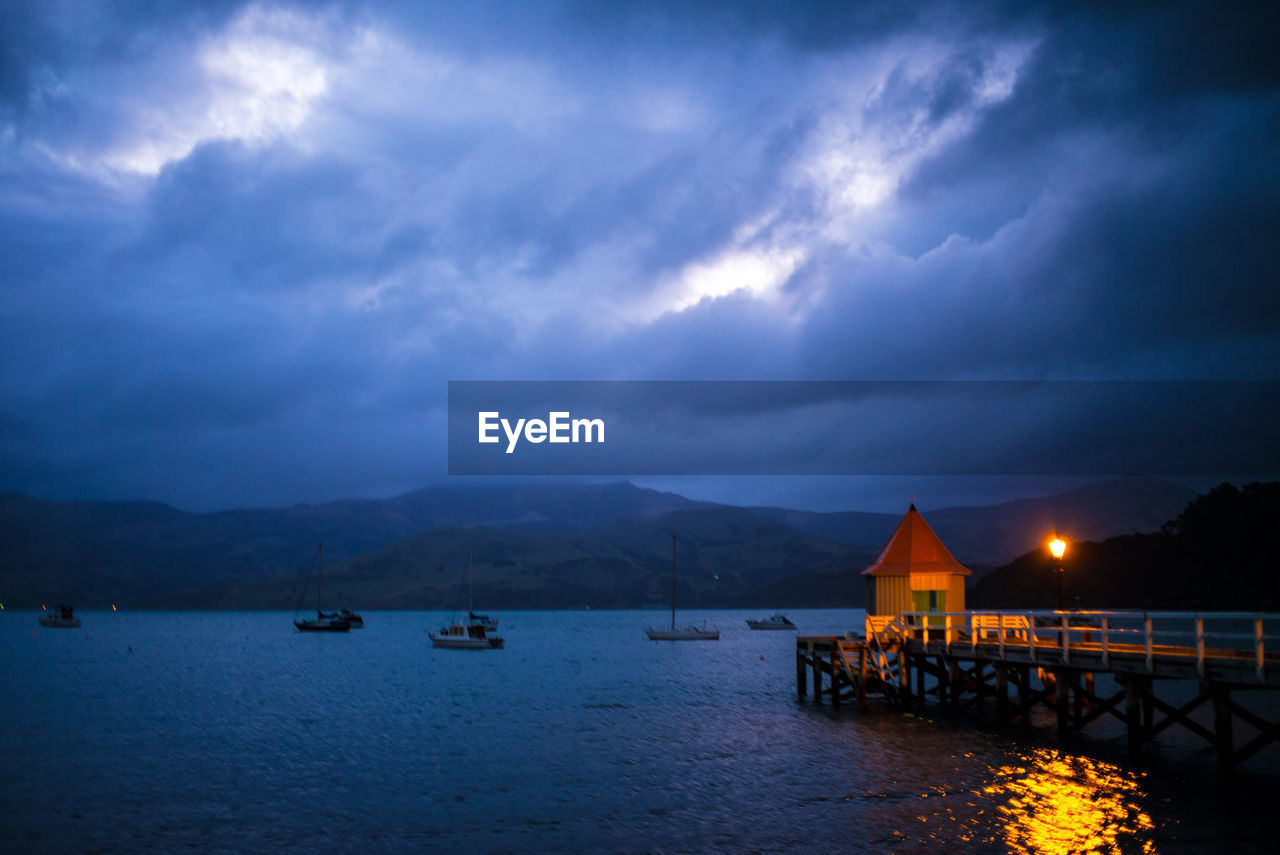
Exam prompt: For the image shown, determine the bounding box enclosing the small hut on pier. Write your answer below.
[863,503,971,617]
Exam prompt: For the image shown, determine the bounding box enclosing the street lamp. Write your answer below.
[1048,536,1067,610]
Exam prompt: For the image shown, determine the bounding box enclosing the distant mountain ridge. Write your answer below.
[0,477,1198,609]
[0,483,706,606]
[752,478,1196,567]
[175,507,876,610]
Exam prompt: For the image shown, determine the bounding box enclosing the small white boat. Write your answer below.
[431,553,503,650]
[430,621,504,649]
[645,534,718,642]
[746,614,796,631]
[39,604,81,628]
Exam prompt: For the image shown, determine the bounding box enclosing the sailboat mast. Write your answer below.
[317,542,324,616]
[670,534,676,630]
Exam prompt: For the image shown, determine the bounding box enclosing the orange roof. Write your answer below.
[861,504,972,576]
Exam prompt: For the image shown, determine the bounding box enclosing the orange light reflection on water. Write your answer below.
[985,748,1158,855]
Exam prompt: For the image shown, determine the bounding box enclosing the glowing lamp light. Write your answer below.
[1048,536,1068,611]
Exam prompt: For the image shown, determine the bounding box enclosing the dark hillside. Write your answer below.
[970,482,1280,611]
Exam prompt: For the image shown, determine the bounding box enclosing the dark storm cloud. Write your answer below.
[0,0,1276,509]
[0,1,55,109]
[139,142,407,287]
[561,0,1036,52]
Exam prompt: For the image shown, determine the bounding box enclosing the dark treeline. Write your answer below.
[970,482,1280,611]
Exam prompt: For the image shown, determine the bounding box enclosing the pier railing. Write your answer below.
[868,610,1280,684]
[812,610,1280,770]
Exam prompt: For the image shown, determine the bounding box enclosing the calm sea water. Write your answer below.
[3,609,1278,854]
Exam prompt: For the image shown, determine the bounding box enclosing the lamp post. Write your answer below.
[1049,536,1067,611]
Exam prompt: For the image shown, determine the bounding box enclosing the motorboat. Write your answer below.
[431,553,503,649]
[430,620,504,649]
[39,604,81,628]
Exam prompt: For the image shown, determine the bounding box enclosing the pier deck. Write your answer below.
[797,610,1280,772]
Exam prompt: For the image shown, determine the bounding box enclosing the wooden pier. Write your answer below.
[797,610,1280,772]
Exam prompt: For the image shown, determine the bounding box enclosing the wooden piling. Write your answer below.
[1125,676,1145,757]
[898,649,911,711]
[996,664,1009,723]
[1055,669,1070,737]
[948,659,961,715]
[797,642,809,701]
[1212,683,1233,773]
[858,647,868,712]
[811,642,821,703]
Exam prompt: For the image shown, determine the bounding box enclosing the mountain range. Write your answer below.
[0,477,1198,610]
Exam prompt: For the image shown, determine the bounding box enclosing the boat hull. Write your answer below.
[645,627,719,641]
[430,635,504,649]
[294,618,350,632]
[38,617,81,628]
[746,622,796,630]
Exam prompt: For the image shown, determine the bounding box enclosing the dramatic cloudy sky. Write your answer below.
[2,0,1277,511]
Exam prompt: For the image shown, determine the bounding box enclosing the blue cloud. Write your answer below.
[1,0,1276,509]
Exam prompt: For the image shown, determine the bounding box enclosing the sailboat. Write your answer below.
[645,534,719,641]
[293,543,350,632]
[430,553,504,649]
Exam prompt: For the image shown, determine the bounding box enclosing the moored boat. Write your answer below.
[645,625,720,641]
[293,543,350,632]
[430,553,503,650]
[645,534,718,641]
[321,608,364,628]
[746,613,796,630]
[296,612,350,631]
[39,604,81,629]
[429,621,504,649]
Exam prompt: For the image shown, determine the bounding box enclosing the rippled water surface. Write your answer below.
[4,609,1278,853]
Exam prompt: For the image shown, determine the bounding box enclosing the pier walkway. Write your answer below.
[797,610,1280,772]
